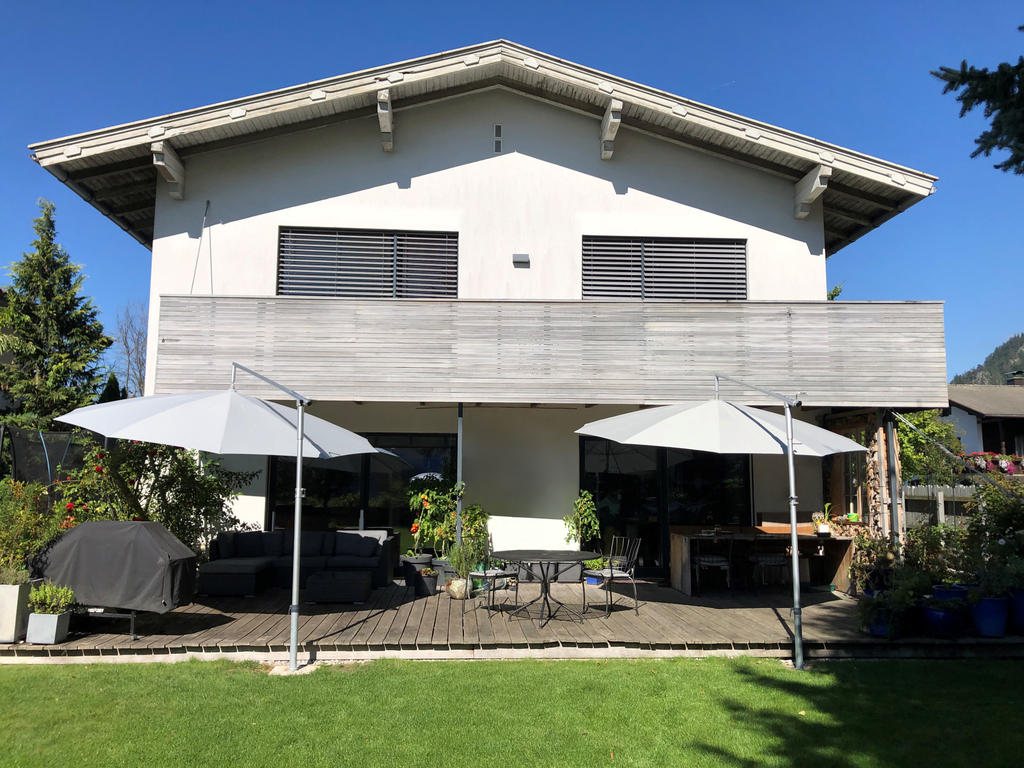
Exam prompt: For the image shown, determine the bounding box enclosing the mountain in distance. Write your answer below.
[951,333,1024,385]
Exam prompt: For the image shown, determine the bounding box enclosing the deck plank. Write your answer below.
[6,584,925,660]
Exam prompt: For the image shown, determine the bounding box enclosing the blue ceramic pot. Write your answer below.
[922,604,965,637]
[971,596,1009,638]
[932,584,969,601]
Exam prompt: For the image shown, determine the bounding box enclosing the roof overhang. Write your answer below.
[29,40,937,252]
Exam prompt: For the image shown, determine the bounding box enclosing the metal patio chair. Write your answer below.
[467,539,519,613]
[694,534,734,593]
[582,536,641,618]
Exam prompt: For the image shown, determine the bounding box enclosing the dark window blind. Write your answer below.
[278,227,458,298]
[582,236,746,300]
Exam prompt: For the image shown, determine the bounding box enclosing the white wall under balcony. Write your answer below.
[147,88,826,392]
[216,401,826,549]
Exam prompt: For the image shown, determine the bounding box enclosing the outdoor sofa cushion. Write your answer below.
[216,531,236,559]
[326,555,379,570]
[284,531,332,557]
[199,557,273,575]
[262,531,284,556]
[234,532,266,558]
[335,532,379,558]
[209,529,396,593]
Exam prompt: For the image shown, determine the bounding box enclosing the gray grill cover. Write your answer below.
[37,521,197,613]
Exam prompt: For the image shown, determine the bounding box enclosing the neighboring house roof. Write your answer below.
[28,40,937,253]
[947,385,1024,418]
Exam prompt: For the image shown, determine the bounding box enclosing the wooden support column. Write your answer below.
[794,164,831,219]
[151,141,184,200]
[600,98,622,160]
[377,89,393,152]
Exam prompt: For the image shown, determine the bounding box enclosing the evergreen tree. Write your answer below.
[97,371,126,404]
[0,200,111,428]
[933,27,1024,175]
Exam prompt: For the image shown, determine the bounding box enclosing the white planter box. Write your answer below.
[26,611,71,645]
[0,581,35,643]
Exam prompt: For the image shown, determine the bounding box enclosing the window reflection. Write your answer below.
[580,438,751,576]
[268,433,456,545]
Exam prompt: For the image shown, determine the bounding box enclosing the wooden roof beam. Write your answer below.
[377,89,393,152]
[65,156,153,182]
[151,141,184,200]
[828,205,875,228]
[600,99,622,160]
[794,164,832,219]
[91,179,156,202]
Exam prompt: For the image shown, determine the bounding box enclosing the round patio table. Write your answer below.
[492,549,601,628]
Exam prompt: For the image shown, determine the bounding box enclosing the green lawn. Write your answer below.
[0,657,1020,767]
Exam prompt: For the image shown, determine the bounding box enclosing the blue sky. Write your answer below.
[0,1,1020,379]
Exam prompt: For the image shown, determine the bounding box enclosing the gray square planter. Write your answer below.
[26,611,71,645]
[0,580,38,643]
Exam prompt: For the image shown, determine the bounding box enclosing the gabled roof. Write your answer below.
[29,40,936,252]
[948,386,1024,418]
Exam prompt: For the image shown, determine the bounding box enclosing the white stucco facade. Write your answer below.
[144,88,837,554]
[945,406,982,454]
[146,89,827,392]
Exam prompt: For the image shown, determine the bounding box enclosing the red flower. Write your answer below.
[65,502,74,511]
[410,523,420,534]
[95,466,103,473]
[97,452,105,460]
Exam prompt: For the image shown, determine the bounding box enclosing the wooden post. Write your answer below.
[936,489,945,524]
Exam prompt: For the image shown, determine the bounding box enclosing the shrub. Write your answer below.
[57,441,257,554]
[0,566,30,585]
[849,531,900,593]
[0,479,60,572]
[904,524,972,585]
[28,581,75,614]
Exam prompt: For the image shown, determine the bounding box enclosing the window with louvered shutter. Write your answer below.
[277,227,458,298]
[582,236,746,300]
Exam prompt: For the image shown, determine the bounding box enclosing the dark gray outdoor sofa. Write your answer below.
[197,529,396,597]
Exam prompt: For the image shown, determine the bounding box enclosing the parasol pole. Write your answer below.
[231,362,311,672]
[715,373,804,670]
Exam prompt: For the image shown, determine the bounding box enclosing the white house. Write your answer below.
[30,41,947,576]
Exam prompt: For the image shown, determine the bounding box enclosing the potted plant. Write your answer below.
[812,503,833,537]
[418,567,438,597]
[445,541,479,600]
[849,531,900,596]
[583,558,605,586]
[857,583,915,638]
[1007,555,1024,634]
[856,566,929,638]
[1,479,54,643]
[26,581,75,645]
[921,595,968,637]
[969,563,1012,637]
[0,567,34,644]
[561,491,600,583]
[402,485,443,582]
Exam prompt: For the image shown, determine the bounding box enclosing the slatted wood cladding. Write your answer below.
[155,296,947,408]
[277,227,458,298]
[582,236,746,300]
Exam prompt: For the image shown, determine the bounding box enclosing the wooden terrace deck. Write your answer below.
[3,581,1023,662]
